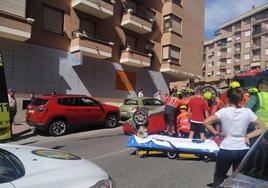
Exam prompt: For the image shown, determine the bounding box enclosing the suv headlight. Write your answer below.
[90,176,115,188]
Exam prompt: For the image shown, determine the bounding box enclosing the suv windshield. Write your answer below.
[30,98,48,106]
[237,76,268,89]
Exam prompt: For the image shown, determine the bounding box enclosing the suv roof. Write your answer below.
[37,94,90,100]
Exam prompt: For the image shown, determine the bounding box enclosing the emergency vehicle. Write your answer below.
[0,51,12,140]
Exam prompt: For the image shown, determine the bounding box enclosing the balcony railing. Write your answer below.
[0,10,32,41]
[252,56,261,62]
[119,46,152,68]
[72,0,114,19]
[252,28,268,37]
[121,9,153,34]
[70,29,114,59]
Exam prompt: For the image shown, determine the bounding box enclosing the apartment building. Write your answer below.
[201,3,268,88]
[0,0,204,99]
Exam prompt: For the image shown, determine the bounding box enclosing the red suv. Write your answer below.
[26,95,120,136]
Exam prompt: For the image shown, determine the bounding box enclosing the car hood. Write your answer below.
[0,144,109,188]
[102,103,119,111]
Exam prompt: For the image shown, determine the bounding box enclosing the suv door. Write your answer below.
[58,98,84,125]
[78,97,103,124]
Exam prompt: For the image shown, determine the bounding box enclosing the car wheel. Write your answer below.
[166,151,178,159]
[105,114,117,128]
[49,119,67,136]
[132,109,149,127]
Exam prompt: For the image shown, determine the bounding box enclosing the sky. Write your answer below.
[205,0,268,40]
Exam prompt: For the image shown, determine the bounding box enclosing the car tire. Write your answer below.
[166,151,178,159]
[105,114,117,128]
[49,119,67,136]
[132,109,149,128]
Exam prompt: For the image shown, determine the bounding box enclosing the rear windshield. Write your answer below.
[30,98,48,106]
[124,99,138,105]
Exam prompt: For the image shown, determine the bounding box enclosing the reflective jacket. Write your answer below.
[256,92,268,127]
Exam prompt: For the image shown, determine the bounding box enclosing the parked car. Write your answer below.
[119,97,164,120]
[220,130,268,187]
[26,95,120,136]
[0,144,115,188]
[123,106,165,135]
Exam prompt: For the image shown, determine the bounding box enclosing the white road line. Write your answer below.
[90,148,134,161]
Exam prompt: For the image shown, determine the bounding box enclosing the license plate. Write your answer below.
[121,112,128,115]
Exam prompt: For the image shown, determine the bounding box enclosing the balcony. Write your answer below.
[119,47,152,68]
[0,10,32,41]
[121,10,153,34]
[163,0,183,16]
[70,30,113,59]
[252,44,261,50]
[220,62,227,67]
[234,59,240,64]
[252,28,268,38]
[252,56,261,62]
[72,0,114,19]
[220,53,227,59]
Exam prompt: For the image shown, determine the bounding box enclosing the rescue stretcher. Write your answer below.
[127,134,220,161]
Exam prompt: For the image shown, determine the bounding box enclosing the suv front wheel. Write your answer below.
[105,114,117,128]
[49,119,67,136]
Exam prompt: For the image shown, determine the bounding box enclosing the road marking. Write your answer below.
[90,148,133,161]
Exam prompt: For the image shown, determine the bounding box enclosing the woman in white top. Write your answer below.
[203,88,266,187]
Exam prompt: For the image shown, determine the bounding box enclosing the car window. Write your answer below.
[142,99,163,106]
[124,99,138,105]
[30,98,48,106]
[238,131,268,181]
[0,149,25,183]
[79,98,99,106]
[58,98,79,106]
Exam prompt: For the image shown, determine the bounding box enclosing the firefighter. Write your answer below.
[176,105,190,138]
[247,79,268,126]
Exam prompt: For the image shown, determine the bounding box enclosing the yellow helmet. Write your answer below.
[180,105,187,110]
[248,88,258,94]
[229,81,241,89]
[203,91,213,100]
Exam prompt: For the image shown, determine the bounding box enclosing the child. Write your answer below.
[176,105,190,138]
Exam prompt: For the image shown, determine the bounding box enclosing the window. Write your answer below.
[146,8,155,20]
[235,32,241,40]
[164,14,182,34]
[0,149,25,183]
[124,99,138,105]
[253,24,261,35]
[226,59,232,64]
[58,98,79,106]
[208,44,214,49]
[80,19,95,37]
[244,53,250,60]
[172,0,183,6]
[244,30,251,37]
[265,34,268,42]
[217,61,221,66]
[42,5,64,35]
[127,0,137,12]
[145,41,154,52]
[162,45,181,64]
[227,37,232,42]
[31,99,48,106]
[80,98,99,106]
[238,131,268,182]
[266,61,268,68]
[126,35,137,49]
[245,41,251,48]
[234,66,240,71]
[208,52,214,57]
[265,48,268,55]
[142,99,163,106]
[227,48,232,53]
[217,51,221,57]
[226,68,232,74]
[243,18,251,25]
[244,64,250,70]
[208,63,213,67]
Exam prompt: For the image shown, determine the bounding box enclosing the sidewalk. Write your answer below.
[10,122,36,141]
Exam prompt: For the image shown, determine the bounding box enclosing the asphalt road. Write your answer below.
[11,126,215,188]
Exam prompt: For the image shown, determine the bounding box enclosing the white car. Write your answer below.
[0,144,115,188]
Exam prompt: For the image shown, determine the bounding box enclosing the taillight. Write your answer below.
[36,108,47,113]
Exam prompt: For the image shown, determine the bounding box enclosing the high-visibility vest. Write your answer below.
[166,97,179,108]
[256,92,268,127]
[177,111,190,133]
